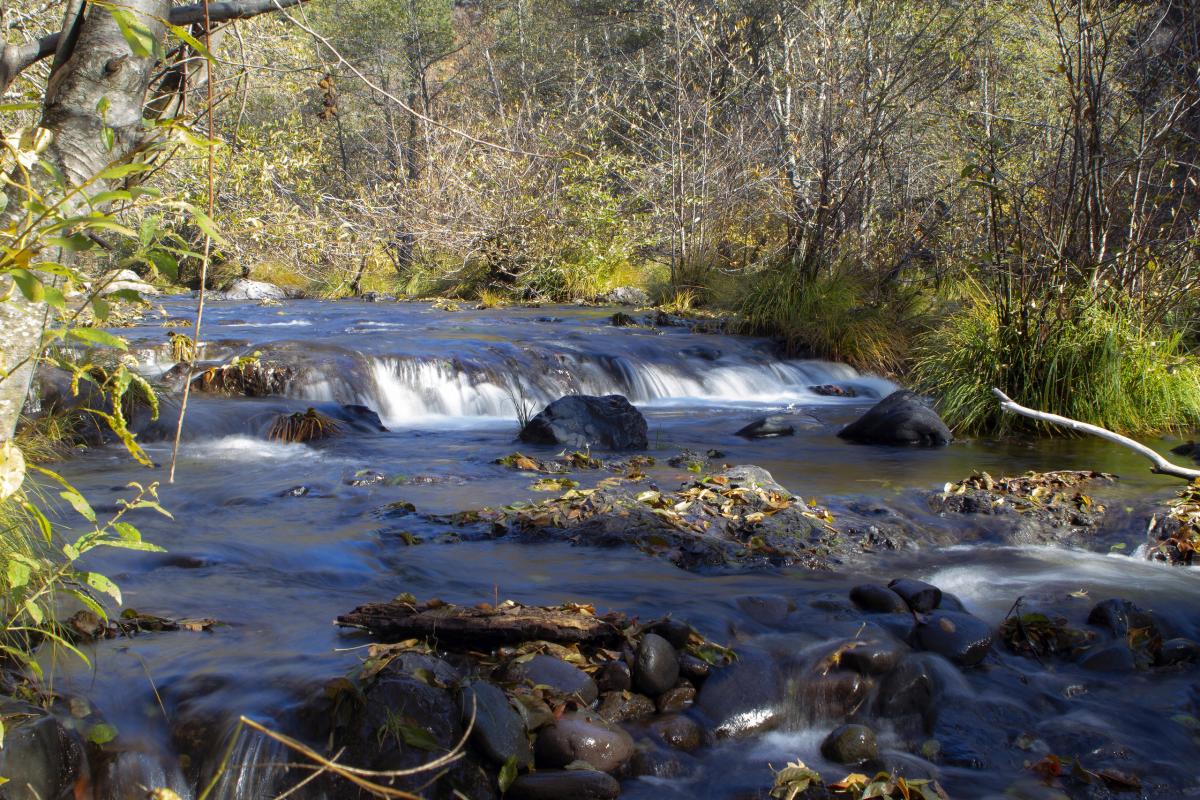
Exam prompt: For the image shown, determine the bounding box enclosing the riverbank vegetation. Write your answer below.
[4,0,1198,437]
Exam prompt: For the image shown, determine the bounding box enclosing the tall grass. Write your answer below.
[738,267,914,374]
[912,299,1200,434]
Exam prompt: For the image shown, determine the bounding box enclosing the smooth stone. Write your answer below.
[519,394,648,450]
[735,416,795,439]
[876,657,937,725]
[0,703,87,800]
[635,633,680,696]
[796,671,873,720]
[534,711,635,773]
[888,578,943,613]
[915,611,993,667]
[940,593,967,612]
[631,745,695,779]
[737,594,796,627]
[1087,598,1158,639]
[595,660,632,693]
[657,684,696,713]
[679,653,711,681]
[650,618,693,649]
[458,680,533,768]
[1159,638,1200,666]
[391,653,464,685]
[597,691,656,723]
[215,278,287,301]
[1079,642,1136,672]
[850,583,910,614]
[695,649,784,738]
[821,724,879,764]
[648,714,704,752]
[505,654,599,705]
[509,769,620,800]
[839,640,907,676]
[837,389,952,447]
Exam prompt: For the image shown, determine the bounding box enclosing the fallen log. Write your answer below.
[336,599,626,648]
[992,388,1200,482]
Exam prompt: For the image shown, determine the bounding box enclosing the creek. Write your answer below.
[43,300,1200,799]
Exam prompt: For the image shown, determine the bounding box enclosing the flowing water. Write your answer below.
[45,300,1200,799]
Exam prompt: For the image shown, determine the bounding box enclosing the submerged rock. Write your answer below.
[734,416,795,439]
[850,583,910,614]
[695,649,784,738]
[821,723,878,764]
[915,611,993,667]
[519,394,648,450]
[838,390,951,447]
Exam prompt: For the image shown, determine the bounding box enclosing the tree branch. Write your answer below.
[0,0,309,92]
[992,388,1200,481]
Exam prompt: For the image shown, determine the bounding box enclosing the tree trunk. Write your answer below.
[1,0,170,442]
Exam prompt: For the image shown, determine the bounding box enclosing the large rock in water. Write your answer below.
[838,390,952,447]
[97,268,158,296]
[213,278,287,301]
[520,394,648,450]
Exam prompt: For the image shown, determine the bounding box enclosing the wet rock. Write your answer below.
[648,714,704,752]
[839,640,907,676]
[915,611,993,667]
[534,711,635,773]
[650,618,693,649]
[1087,598,1159,639]
[607,286,650,306]
[1079,642,1136,672]
[97,751,189,800]
[214,278,287,301]
[459,680,533,768]
[811,384,857,397]
[391,652,464,685]
[595,660,632,693]
[837,390,952,447]
[504,654,599,705]
[888,578,943,613]
[679,653,711,681]
[338,403,388,432]
[850,583,910,614]
[657,684,696,713]
[940,593,966,612]
[737,595,796,627]
[821,724,878,764]
[597,691,656,723]
[876,657,937,730]
[735,416,795,439]
[795,671,873,720]
[509,769,620,800]
[1158,638,1200,666]
[631,745,695,778]
[635,633,680,696]
[0,702,87,800]
[281,485,309,497]
[519,394,648,451]
[695,649,784,738]
[610,312,636,327]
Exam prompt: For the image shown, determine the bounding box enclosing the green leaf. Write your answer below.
[91,296,112,322]
[85,572,122,604]
[67,328,127,349]
[89,189,133,207]
[0,102,40,112]
[59,490,96,523]
[109,8,156,58]
[101,126,115,152]
[189,207,226,245]
[168,24,215,63]
[86,723,119,745]
[99,540,165,552]
[397,724,439,751]
[498,755,519,794]
[148,250,178,279]
[6,560,30,590]
[96,163,153,181]
[9,269,43,303]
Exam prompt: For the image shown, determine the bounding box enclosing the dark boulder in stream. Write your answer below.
[519,394,648,450]
[838,390,951,446]
[734,415,795,438]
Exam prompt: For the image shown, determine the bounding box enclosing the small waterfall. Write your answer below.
[202,728,299,800]
[328,352,894,425]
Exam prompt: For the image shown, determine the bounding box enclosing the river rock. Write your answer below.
[607,286,650,306]
[657,683,696,713]
[504,654,599,705]
[610,312,636,326]
[635,633,680,695]
[0,702,87,800]
[679,653,711,681]
[795,671,873,720]
[695,649,784,737]
[1079,642,1136,672]
[336,403,388,432]
[597,691,656,723]
[915,611,993,667]
[821,724,878,764]
[837,390,952,447]
[1087,598,1158,639]
[595,660,632,692]
[534,711,635,773]
[737,594,796,626]
[631,745,696,779]
[850,583,910,614]
[1158,638,1200,666]
[889,578,943,613]
[650,617,694,648]
[391,652,464,685]
[648,714,704,751]
[214,278,288,301]
[97,751,189,800]
[876,657,937,729]
[509,769,620,800]
[811,384,857,397]
[519,394,648,450]
[839,640,907,676]
[98,268,158,297]
[735,416,795,439]
[459,680,533,768]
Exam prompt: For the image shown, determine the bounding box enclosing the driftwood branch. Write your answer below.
[0,0,310,92]
[992,387,1200,481]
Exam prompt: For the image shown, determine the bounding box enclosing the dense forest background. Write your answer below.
[4,0,1199,433]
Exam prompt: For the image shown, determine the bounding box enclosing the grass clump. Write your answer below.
[911,299,1200,435]
[738,267,913,374]
[268,408,342,443]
